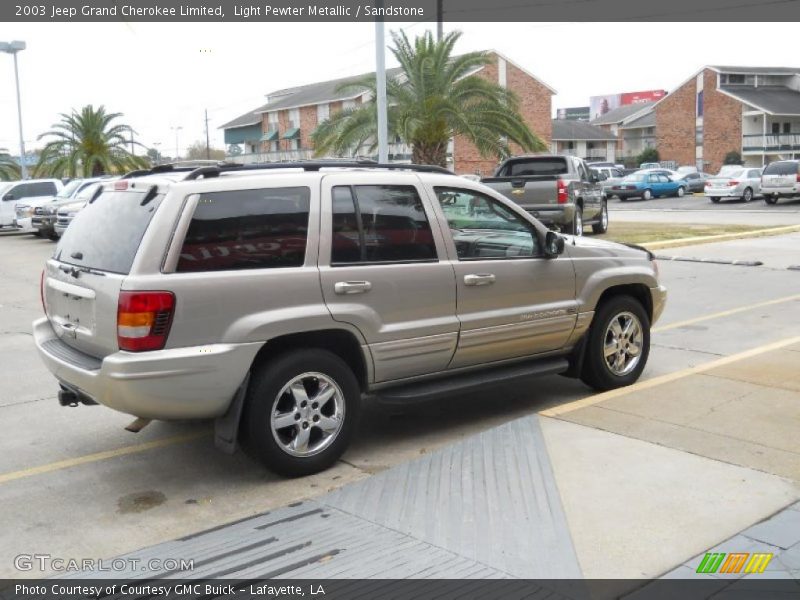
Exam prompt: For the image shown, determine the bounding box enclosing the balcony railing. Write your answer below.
[743,133,800,153]
[225,150,314,164]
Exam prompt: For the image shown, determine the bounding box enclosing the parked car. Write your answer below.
[591,166,626,199]
[0,179,63,229]
[52,182,107,237]
[761,160,800,205]
[481,155,607,235]
[716,165,744,178]
[611,172,687,200]
[587,161,625,170]
[676,166,699,175]
[31,178,108,239]
[676,171,712,193]
[34,162,666,476]
[704,167,763,203]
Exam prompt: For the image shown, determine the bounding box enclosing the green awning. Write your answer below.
[282,128,300,140]
[260,130,279,142]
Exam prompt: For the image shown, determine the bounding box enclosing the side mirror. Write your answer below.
[544,230,565,258]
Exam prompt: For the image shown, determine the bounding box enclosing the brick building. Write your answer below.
[550,120,617,162]
[589,102,655,163]
[221,51,555,174]
[655,66,800,174]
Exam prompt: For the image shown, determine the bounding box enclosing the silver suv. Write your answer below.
[34,163,666,476]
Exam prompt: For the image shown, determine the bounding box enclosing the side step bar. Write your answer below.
[373,357,570,404]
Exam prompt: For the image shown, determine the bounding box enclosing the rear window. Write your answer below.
[177,186,310,272]
[55,189,163,274]
[623,174,646,182]
[498,158,569,177]
[763,161,799,176]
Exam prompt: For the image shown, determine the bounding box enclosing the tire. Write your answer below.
[642,189,652,201]
[241,348,361,477]
[742,187,753,203]
[710,197,720,204]
[580,295,651,392]
[592,202,609,234]
[676,186,685,198]
[764,195,778,205]
[565,204,583,236]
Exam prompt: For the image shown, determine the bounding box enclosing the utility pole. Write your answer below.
[375,0,388,163]
[171,126,183,160]
[205,109,211,160]
[128,126,135,155]
[437,0,443,41]
[1,41,28,179]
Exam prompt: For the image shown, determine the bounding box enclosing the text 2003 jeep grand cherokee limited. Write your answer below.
[34,162,666,476]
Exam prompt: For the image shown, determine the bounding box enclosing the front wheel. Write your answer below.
[580,295,650,391]
[592,202,609,234]
[764,195,778,205]
[242,349,361,477]
[676,186,685,197]
[710,197,720,204]
[642,189,652,201]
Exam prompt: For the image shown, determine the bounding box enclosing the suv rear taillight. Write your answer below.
[557,179,568,204]
[117,291,175,352]
[796,173,800,183]
[40,270,46,315]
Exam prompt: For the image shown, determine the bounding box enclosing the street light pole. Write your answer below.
[1,41,28,179]
[171,126,183,160]
[374,1,388,164]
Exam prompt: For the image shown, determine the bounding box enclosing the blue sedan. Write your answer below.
[610,173,687,201]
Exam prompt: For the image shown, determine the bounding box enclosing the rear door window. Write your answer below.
[331,185,437,264]
[177,186,311,272]
[55,189,163,274]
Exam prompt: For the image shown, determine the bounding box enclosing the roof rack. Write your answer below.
[121,160,455,181]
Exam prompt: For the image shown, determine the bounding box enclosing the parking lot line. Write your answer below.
[539,335,800,418]
[0,431,208,485]
[652,293,800,333]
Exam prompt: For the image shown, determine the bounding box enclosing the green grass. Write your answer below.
[596,222,765,245]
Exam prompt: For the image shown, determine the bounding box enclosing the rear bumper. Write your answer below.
[521,204,575,226]
[651,285,668,325]
[15,217,33,230]
[612,190,644,199]
[761,186,800,197]
[704,188,741,198]
[33,317,263,420]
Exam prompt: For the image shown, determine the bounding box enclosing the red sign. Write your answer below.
[621,90,666,105]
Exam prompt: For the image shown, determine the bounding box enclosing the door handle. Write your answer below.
[464,273,496,286]
[334,281,372,295]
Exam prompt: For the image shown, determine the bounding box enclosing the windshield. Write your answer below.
[56,179,84,199]
[55,189,163,274]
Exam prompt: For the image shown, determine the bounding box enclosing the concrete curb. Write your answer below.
[641,224,800,250]
[655,256,763,267]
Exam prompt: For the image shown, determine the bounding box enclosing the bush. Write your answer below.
[637,148,659,165]
[724,151,743,165]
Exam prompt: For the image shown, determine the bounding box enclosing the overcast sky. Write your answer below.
[0,21,797,157]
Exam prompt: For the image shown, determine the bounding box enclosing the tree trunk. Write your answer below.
[412,140,448,168]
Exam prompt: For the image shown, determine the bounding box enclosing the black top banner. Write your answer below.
[3,0,800,22]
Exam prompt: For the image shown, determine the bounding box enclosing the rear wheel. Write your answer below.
[592,202,609,234]
[565,205,583,236]
[764,195,779,205]
[242,349,360,477]
[581,295,650,391]
[676,186,685,198]
[742,187,754,203]
[710,197,720,204]
[642,189,652,201]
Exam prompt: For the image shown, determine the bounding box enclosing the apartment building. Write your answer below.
[590,102,656,162]
[655,66,800,173]
[550,120,618,162]
[221,51,555,174]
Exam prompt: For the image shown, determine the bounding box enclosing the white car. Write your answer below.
[53,182,108,237]
[1,179,63,230]
[704,167,763,203]
[27,178,109,237]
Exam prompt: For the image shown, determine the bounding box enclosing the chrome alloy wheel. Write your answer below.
[270,372,345,457]
[603,311,644,376]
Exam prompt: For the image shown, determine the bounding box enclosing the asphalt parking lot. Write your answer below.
[1,210,799,579]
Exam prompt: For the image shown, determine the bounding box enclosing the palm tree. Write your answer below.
[311,30,547,167]
[35,105,148,178]
[0,149,21,181]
